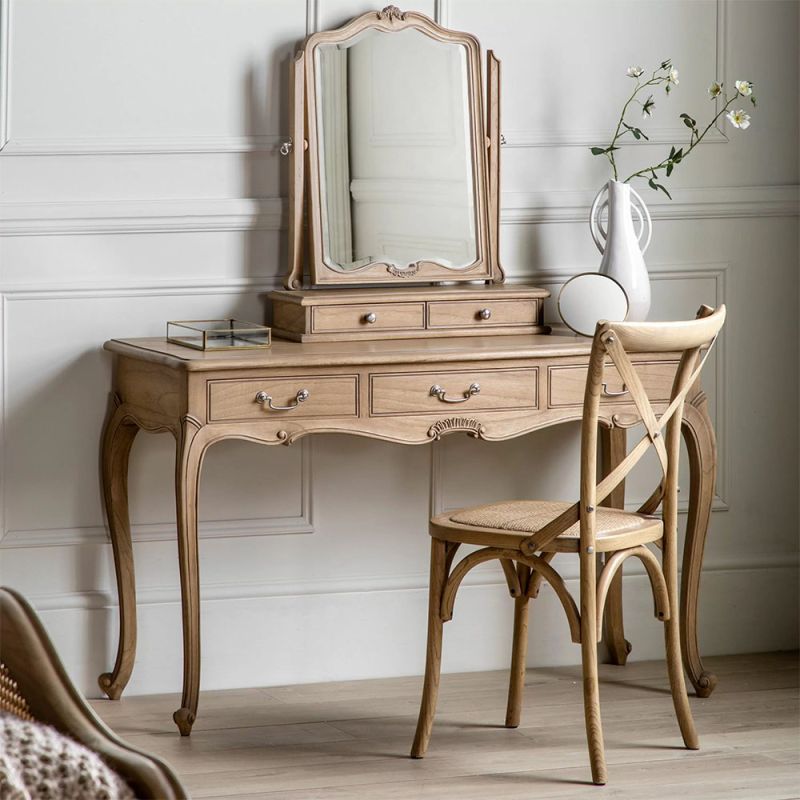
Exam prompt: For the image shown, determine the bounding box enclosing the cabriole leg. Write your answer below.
[172,419,206,736]
[680,397,719,697]
[98,401,141,701]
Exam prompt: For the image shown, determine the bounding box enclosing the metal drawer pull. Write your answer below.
[430,383,481,403]
[478,308,492,320]
[601,383,628,397]
[363,312,377,324]
[255,388,310,411]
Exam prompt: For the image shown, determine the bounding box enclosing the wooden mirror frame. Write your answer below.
[283,6,504,289]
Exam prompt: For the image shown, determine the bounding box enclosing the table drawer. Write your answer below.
[427,299,539,329]
[312,302,425,333]
[370,368,538,416]
[548,361,677,408]
[208,376,358,421]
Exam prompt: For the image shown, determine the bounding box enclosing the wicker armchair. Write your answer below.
[0,586,186,799]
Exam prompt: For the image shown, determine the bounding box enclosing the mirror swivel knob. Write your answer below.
[479,308,492,320]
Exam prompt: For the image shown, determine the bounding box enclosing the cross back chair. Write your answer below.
[410,304,726,785]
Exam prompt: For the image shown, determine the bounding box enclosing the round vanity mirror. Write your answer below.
[557,273,629,337]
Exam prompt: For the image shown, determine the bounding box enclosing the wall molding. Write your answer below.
[0,0,738,157]
[0,276,282,299]
[24,550,800,613]
[501,127,728,149]
[501,185,800,225]
[0,0,9,151]
[527,262,729,510]
[497,0,728,149]
[0,198,287,236]
[0,440,313,549]
[0,0,299,157]
[1,135,286,156]
[0,186,795,237]
[0,278,311,550]
[431,262,730,515]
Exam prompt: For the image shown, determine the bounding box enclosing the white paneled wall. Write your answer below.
[0,0,797,696]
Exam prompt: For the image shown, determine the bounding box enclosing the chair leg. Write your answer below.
[411,539,448,758]
[580,554,607,785]
[662,549,700,749]
[505,565,531,728]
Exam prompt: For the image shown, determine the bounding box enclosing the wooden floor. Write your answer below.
[91,652,800,800]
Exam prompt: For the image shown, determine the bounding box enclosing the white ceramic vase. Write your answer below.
[589,179,653,321]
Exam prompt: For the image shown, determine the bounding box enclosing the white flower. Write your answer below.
[726,109,751,129]
[668,68,679,85]
[626,66,644,78]
[735,80,753,96]
[708,81,723,98]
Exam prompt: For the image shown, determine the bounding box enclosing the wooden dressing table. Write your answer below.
[99,7,721,736]
[98,332,719,735]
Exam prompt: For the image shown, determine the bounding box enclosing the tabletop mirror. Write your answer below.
[270,6,549,342]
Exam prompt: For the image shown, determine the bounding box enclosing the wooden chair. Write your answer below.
[0,586,187,799]
[410,305,726,785]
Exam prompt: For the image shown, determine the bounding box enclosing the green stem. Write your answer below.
[606,69,665,180]
[623,93,739,183]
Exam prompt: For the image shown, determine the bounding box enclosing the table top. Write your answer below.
[105,333,595,372]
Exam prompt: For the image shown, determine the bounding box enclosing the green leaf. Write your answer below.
[666,161,674,177]
[673,147,683,162]
[637,128,650,141]
[683,117,694,128]
[590,147,605,155]
[658,183,673,199]
[669,145,676,158]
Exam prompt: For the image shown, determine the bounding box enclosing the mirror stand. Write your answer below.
[270,7,549,342]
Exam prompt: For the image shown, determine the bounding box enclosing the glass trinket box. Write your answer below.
[166,320,272,350]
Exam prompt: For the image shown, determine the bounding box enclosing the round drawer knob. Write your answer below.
[479,308,492,320]
[364,312,377,324]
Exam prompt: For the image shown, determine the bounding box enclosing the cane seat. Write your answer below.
[433,500,662,553]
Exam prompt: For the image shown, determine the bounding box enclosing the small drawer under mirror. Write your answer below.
[270,286,550,342]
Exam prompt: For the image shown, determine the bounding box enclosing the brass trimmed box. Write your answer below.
[167,319,271,350]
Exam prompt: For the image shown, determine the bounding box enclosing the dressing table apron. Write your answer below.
[97,333,719,735]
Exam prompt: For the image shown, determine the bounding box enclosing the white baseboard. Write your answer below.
[27,558,799,698]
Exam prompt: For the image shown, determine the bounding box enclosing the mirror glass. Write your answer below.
[558,273,629,337]
[315,28,477,272]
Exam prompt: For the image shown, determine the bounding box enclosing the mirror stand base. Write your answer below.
[269,285,551,343]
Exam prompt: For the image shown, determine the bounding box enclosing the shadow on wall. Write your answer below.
[242,41,300,306]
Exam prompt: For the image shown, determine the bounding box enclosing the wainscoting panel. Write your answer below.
[0,0,796,696]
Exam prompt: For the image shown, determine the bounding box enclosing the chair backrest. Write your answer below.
[0,587,187,799]
[519,304,726,555]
